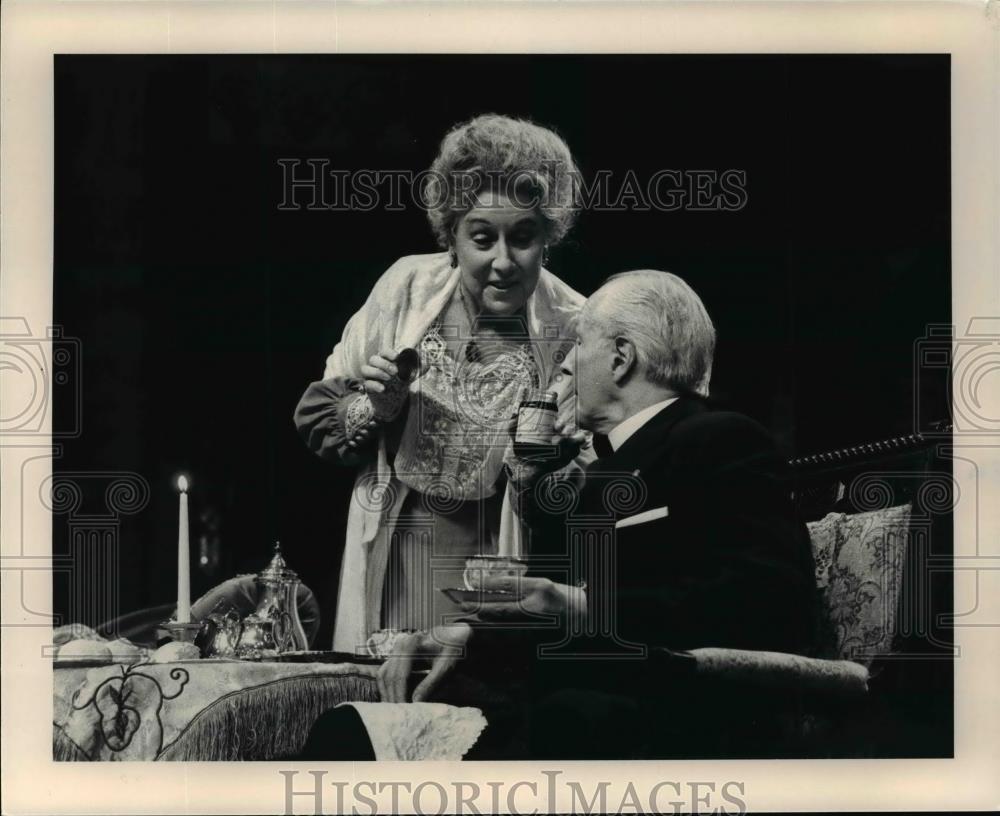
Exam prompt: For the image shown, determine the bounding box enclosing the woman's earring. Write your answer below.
[542,246,550,267]
[449,248,458,268]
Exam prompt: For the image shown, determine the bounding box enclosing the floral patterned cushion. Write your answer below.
[806,504,911,663]
[807,512,840,592]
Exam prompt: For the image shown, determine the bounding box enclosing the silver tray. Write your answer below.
[53,654,147,669]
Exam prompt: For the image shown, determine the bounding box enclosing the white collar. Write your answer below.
[608,397,679,452]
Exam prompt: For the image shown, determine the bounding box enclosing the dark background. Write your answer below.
[53,54,951,648]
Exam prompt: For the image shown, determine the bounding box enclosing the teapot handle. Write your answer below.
[274,611,293,651]
[226,611,245,651]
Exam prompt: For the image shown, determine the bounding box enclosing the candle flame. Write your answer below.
[177,475,189,492]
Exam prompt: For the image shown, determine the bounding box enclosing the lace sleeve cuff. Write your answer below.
[293,376,378,464]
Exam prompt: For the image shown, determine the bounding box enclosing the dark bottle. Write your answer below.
[393,347,420,383]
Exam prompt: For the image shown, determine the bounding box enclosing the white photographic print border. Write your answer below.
[2,1,998,813]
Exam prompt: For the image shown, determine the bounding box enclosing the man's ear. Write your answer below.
[611,336,637,384]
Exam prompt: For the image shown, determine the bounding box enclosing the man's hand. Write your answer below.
[460,575,587,622]
[376,623,473,703]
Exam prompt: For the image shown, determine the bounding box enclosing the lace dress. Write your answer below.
[381,300,542,631]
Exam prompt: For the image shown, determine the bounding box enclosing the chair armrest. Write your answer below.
[672,647,869,698]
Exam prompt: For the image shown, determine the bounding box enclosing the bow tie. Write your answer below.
[591,433,614,458]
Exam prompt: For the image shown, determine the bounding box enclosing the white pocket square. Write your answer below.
[615,505,669,529]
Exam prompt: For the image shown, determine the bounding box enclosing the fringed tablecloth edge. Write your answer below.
[53,723,92,762]
[157,671,380,761]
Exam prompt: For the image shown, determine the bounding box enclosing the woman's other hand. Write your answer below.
[376,623,473,703]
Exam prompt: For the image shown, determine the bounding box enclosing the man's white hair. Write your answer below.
[582,270,716,397]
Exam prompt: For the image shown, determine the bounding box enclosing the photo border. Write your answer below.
[2,1,998,813]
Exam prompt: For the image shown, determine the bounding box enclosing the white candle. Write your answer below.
[176,475,191,623]
[497,483,519,557]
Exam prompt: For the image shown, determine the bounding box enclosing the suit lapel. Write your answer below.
[581,396,707,514]
[598,396,707,475]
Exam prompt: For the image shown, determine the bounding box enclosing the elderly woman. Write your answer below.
[294,114,592,652]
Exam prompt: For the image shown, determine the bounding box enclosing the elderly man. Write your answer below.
[310,270,818,759]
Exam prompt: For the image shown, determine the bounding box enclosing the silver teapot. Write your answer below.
[236,542,309,659]
[197,601,244,657]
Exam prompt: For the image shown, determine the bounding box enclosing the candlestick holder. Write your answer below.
[156,620,203,645]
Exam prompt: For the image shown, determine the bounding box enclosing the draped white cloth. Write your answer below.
[339,702,487,761]
[323,252,590,652]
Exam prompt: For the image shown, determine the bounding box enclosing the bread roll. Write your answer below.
[57,639,112,660]
[150,641,200,663]
[107,638,143,659]
[53,623,102,646]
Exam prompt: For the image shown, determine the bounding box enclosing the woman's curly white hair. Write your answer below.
[423,113,582,249]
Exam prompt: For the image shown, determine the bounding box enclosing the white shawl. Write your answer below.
[323,252,588,652]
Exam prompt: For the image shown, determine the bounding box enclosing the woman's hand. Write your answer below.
[376,623,473,703]
[460,575,586,622]
[345,417,379,451]
[361,348,414,421]
[359,349,401,395]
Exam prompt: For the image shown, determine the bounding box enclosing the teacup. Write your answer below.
[462,555,528,592]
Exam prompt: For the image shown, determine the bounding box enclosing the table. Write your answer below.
[53,658,380,761]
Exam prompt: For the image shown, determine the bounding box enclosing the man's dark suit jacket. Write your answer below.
[571,394,816,654]
[460,395,820,758]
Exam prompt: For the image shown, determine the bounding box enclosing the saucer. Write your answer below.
[439,587,524,604]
